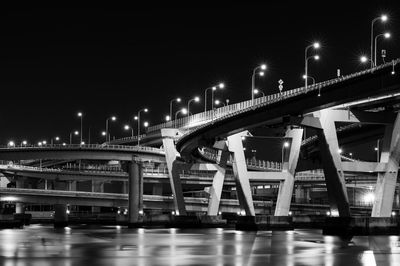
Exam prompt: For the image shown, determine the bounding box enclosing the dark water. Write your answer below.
[0,225,399,265]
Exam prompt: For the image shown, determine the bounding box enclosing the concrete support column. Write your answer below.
[372,113,400,217]
[207,147,229,216]
[128,160,143,226]
[316,110,350,217]
[275,128,303,216]
[122,181,128,194]
[227,132,255,216]
[161,129,187,216]
[54,204,68,227]
[15,179,25,214]
[91,180,104,213]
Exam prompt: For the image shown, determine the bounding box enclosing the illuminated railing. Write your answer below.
[0,144,165,155]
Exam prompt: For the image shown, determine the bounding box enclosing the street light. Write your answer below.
[175,108,188,122]
[21,140,27,147]
[105,116,117,142]
[77,112,83,144]
[253,88,265,97]
[69,130,79,144]
[214,99,225,107]
[371,14,388,67]
[135,108,148,146]
[51,136,60,145]
[374,32,391,66]
[187,96,200,115]
[282,141,290,168]
[7,141,15,147]
[204,83,224,112]
[124,124,134,138]
[165,115,171,122]
[305,42,320,92]
[169,98,181,120]
[251,64,266,104]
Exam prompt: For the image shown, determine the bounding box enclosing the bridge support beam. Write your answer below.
[372,113,400,217]
[161,129,187,216]
[207,146,229,216]
[128,160,143,226]
[275,128,303,216]
[316,110,350,217]
[54,204,68,227]
[227,132,255,216]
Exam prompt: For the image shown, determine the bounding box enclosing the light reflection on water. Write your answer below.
[0,225,399,265]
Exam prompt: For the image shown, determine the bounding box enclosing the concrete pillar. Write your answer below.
[275,128,303,216]
[316,110,350,217]
[91,180,104,213]
[15,179,25,214]
[122,181,128,194]
[207,148,229,216]
[152,184,163,195]
[227,132,255,216]
[54,204,68,227]
[372,113,400,217]
[161,129,187,216]
[128,160,143,225]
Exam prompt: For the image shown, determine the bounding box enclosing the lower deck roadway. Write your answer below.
[0,187,271,214]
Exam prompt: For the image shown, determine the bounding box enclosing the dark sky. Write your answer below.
[0,3,399,145]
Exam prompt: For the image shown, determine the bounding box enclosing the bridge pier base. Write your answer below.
[128,160,143,227]
[54,204,68,228]
[91,181,104,213]
[372,113,400,217]
[15,179,25,214]
[275,128,303,216]
[227,132,255,216]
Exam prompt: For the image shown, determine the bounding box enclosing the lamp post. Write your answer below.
[214,99,226,107]
[77,112,83,144]
[51,136,60,145]
[124,125,134,138]
[204,83,224,112]
[282,141,290,169]
[135,108,148,146]
[374,32,391,66]
[175,108,188,127]
[169,98,181,120]
[253,88,265,97]
[371,14,388,67]
[251,64,266,104]
[187,96,200,115]
[69,131,79,144]
[305,42,320,92]
[302,75,315,85]
[105,116,117,142]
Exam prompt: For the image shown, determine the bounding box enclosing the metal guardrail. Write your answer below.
[0,143,165,155]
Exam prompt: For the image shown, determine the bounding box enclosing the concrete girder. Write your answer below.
[372,113,400,217]
[274,128,303,216]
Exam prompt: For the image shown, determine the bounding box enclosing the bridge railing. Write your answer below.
[0,143,164,154]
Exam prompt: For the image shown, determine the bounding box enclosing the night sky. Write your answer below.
[0,3,399,147]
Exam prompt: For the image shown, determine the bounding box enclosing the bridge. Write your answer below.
[0,59,399,227]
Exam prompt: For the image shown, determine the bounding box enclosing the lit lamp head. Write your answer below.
[165,115,171,121]
[8,141,15,147]
[218,83,224,89]
[360,56,368,63]
[259,71,265,76]
[143,121,149,127]
[181,108,188,115]
[212,86,217,91]
[22,140,27,145]
[302,74,307,79]
[42,141,47,145]
[314,55,320,60]
[254,89,259,94]
[194,96,200,102]
[384,32,391,39]
[144,108,148,112]
[260,64,267,70]
[124,125,130,130]
[176,98,181,103]
[134,116,138,120]
[77,112,82,117]
[111,116,116,121]
[74,131,79,135]
[214,99,221,105]
[381,14,388,22]
[55,137,60,141]
[101,131,106,136]
[283,141,290,148]
[313,42,320,49]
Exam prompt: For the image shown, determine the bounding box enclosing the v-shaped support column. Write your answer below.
[227,132,255,216]
[161,129,187,216]
[275,128,303,216]
[316,110,350,217]
[372,113,400,217]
